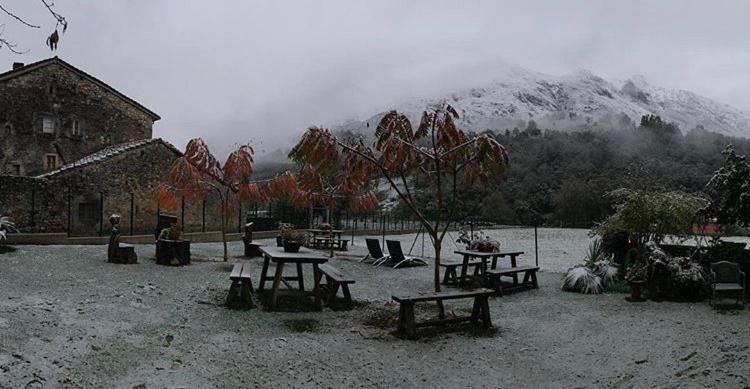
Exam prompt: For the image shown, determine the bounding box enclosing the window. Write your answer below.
[78,202,98,223]
[11,164,21,176]
[45,154,58,170]
[42,117,55,134]
[71,120,82,136]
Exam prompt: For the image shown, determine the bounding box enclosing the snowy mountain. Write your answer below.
[335,65,750,138]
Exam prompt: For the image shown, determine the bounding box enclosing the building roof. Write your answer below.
[0,57,161,121]
[37,138,181,178]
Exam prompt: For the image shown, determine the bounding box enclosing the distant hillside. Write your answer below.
[335,65,750,138]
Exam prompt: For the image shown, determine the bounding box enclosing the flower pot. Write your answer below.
[276,236,283,247]
[283,240,301,253]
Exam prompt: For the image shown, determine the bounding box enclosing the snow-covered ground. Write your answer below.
[0,230,748,388]
[357,227,593,273]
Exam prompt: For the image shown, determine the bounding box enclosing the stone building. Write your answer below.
[0,58,244,237]
[0,57,160,176]
[0,58,238,236]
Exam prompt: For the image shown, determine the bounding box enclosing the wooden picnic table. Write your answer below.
[307,229,344,239]
[258,246,329,311]
[453,250,524,288]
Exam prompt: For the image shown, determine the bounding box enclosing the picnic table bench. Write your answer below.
[392,288,494,339]
[440,259,482,285]
[226,263,255,309]
[485,266,539,296]
[453,250,525,288]
[313,237,349,251]
[317,263,355,309]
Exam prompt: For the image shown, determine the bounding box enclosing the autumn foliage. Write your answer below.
[290,104,509,292]
[155,138,259,260]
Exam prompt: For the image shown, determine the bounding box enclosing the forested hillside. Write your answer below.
[393,117,750,227]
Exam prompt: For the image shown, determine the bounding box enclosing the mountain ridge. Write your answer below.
[335,65,750,138]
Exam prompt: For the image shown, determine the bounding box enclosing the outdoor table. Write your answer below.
[258,246,329,311]
[453,250,525,288]
[307,229,344,239]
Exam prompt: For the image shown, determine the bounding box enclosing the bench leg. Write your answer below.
[403,302,416,339]
[470,297,481,323]
[296,263,305,291]
[442,267,451,284]
[269,262,285,311]
[240,280,254,309]
[341,284,352,310]
[327,277,340,303]
[479,296,491,328]
[226,280,240,308]
[459,255,470,288]
[312,264,322,311]
[258,257,270,291]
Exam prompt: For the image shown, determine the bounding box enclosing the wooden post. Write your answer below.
[30,187,35,230]
[130,192,135,236]
[201,200,206,232]
[381,212,385,248]
[534,225,539,267]
[98,191,104,236]
[238,204,242,233]
[66,187,71,237]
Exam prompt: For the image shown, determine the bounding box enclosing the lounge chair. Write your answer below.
[385,240,428,268]
[362,238,389,265]
[709,261,746,307]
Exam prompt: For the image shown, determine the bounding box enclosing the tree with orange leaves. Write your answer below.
[155,138,260,261]
[264,163,379,258]
[290,104,509,294]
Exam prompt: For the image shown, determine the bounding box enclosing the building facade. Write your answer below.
[0,57,160,177]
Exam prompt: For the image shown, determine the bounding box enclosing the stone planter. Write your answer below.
[627,280,646,302]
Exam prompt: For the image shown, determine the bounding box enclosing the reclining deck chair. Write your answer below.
[362,238,389,265]
[385,240,428,268]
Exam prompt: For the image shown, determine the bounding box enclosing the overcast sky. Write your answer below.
[2,0,749,157]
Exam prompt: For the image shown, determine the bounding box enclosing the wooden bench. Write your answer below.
[314,238,349,251]
[485,266,539,296]
[108,242,138,264]
[317,263,355,309]
[440,259,482,285]
[392,288,494,339]
[226,263,255,309]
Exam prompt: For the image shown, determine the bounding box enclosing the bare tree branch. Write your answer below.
[0,3,41,28]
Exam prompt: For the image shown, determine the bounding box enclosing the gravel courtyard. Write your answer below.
[1,228,748,388]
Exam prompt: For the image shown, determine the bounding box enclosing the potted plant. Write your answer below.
[276,223,293,247]
[457,230,501,253]
[318,222,332,231]
[625,260,648,301]
[280,225,310,253]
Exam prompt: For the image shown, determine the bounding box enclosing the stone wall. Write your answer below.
[0,140,251,236]
[0,60,157,176]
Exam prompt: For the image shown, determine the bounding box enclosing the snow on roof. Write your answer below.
[37,138,181,178]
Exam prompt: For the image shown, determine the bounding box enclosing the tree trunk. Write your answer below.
[221,191,228,261]
[433,235,442,292]
[327,204,334,258]
[432,234,445,318]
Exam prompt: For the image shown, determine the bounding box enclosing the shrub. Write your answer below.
[0,215,18,241]
[562,266,603,294]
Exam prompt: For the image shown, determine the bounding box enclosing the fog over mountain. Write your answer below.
[336,64,750,138]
